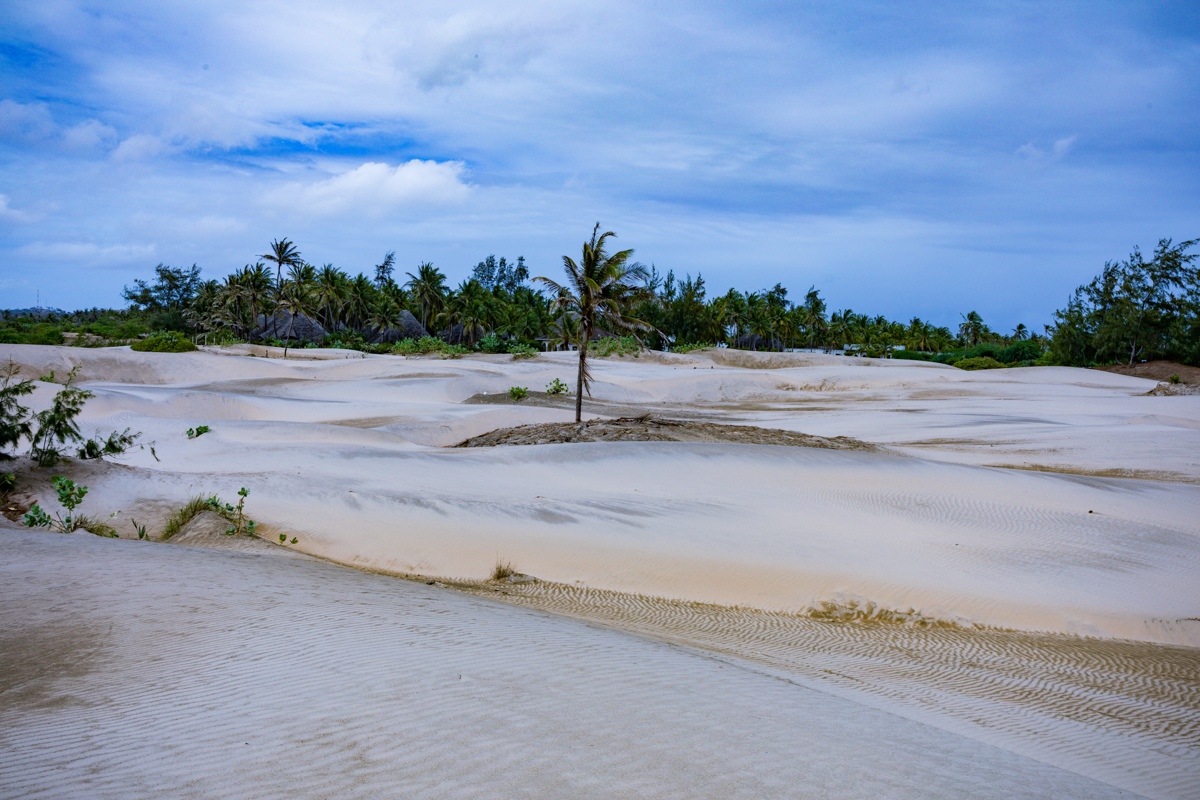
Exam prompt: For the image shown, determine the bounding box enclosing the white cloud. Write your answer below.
[111,134,167,163]
[62,119,119,153]
[15,241,157,265]
[0,100,57,145]
[0,195,39,224]
[264,160,472,217]
[1053,135,1079,158]
[1017,135,1078,162]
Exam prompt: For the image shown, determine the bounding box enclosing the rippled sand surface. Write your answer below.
[456,578,1200,800]
[0,528,1146,800]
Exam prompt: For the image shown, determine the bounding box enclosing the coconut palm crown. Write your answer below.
[535,223,653,423]
[258,238,303,337]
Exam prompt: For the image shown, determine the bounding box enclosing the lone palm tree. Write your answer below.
[259,239,302,338]
[535,223,651,423]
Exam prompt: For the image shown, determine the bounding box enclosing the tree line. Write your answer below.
[14,231,1187,369]
[117,238,1050,359]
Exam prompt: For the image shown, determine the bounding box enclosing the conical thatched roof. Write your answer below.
[366,311,427,343]
[252,312,327,343]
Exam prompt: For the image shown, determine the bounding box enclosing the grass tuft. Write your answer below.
[491,559,515,581]
[160,496,212,540]
[73,514,119,538]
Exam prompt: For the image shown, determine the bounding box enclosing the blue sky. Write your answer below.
[1,0,1197,332]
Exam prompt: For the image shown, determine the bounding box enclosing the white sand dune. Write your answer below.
[0,526,1146,799]
[3,343,1198,797]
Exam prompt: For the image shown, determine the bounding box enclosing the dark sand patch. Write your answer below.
[1093,360,1200,384]
[455,414,889,452]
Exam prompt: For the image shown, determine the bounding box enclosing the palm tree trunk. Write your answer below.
[283,309,296,357]
[575,338,588,424]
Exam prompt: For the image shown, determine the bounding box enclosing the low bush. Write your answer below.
[964,343,1003,361]
[997,340,1043,363]
[509,344,537,359]
[508,386,529,401]
[1169,374,1181,384]
[392,335,457,356]
[672,342,712,354]
[893,350,933,361]
[589,336,641,357]
[478,333,505,353]
[956,356,1005,371]
[545,378,570,395]
[130,331,197,352]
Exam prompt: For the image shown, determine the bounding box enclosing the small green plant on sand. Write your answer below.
[209,487,257,536]
[1169,374,1181,384]
[132,519,148,540]
[23,476,117,537]
[186,425,211,439]
[509,344,537,359]
[545,378,570,395]
[508,386,529,401]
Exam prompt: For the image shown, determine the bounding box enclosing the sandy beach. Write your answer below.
[2,343,1198,799]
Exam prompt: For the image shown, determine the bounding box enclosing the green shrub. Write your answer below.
[77,428,144,460]
[509,344,537,359]
[478,333,505,353]
[997,340,1043,363]
[893,350,933,361]
[27,324,64,346]
[589,336,641,357]
[1169,374,1181,384]
[1033,352,1058,367]
[546,378,570,395]
[672,342,712,354]
[130,331,197,353]
[508,386,529,401]
[956,356,1005,371]
[392,335,454,356]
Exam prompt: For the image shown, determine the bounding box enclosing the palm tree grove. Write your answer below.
[3,230,1197,378]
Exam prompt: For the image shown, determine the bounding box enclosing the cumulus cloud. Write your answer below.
[264,160,472,216]
[62,119,119,153]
